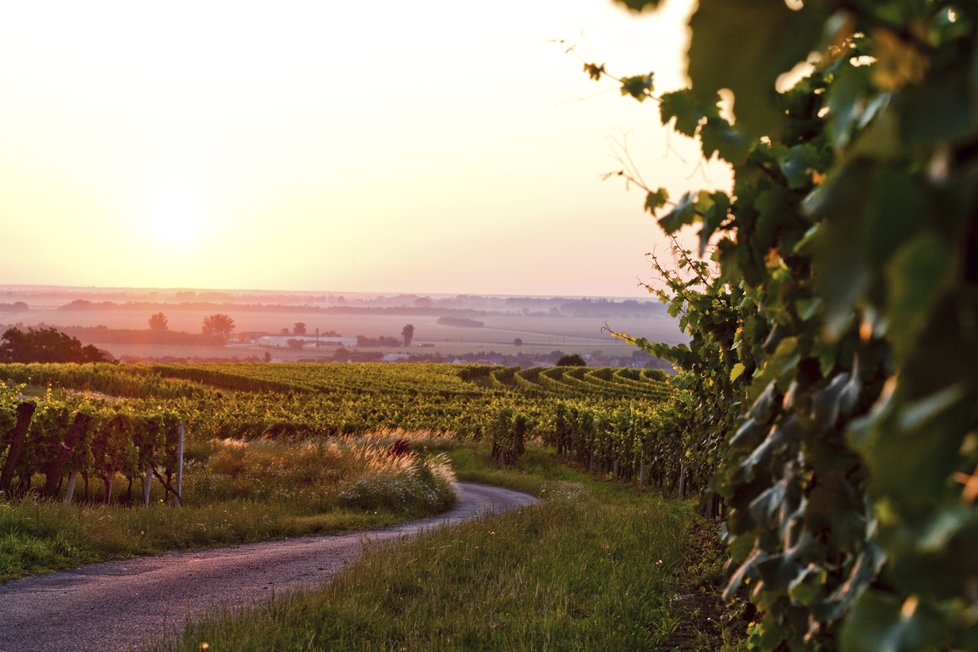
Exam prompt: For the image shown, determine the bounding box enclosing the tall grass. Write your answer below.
[150,443,744,650]
[191,436,456,512]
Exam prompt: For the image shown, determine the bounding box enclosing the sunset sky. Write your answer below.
[0,0,729,297]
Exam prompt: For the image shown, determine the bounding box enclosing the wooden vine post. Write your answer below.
[42,412,90,498]
[0,402,36,496]
[142,458,153,506]
[64,471,80,504]
[140,433,155,507]
[173,421,185,507]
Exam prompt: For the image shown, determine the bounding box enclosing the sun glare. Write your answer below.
[144,197,209,252]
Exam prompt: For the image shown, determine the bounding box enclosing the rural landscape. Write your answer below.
[0,284,682,366]
[2,0,977,651]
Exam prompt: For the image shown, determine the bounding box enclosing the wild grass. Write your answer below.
[191,436,456,512]
[152,485,693,651]
[0,433,456,583]
[147,442,739,651]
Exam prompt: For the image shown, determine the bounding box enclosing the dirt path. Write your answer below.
[0,482,537,652]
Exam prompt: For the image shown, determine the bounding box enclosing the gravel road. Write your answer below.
[0,482,537,652]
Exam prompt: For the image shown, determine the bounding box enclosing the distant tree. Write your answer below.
[280,328,290,335]
[513,337,523,347]
[0,327,112,363]
[401,323,415,347]
[263,351,272,363]
[148,312,169,332]
[201,314,235,342]
[556,354,586,367]
[293,322,307,336]
[287,339,305,350]
[357,335,402,347]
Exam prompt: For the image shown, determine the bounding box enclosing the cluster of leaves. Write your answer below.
[546,394,712,495]
[488,406,530,466]
[601,0,978,648]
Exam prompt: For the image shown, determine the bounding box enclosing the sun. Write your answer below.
[144,196,210,251]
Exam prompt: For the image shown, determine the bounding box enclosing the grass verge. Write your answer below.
[0,498,418,583]
[151,443,744,650]
[152,487,690,651]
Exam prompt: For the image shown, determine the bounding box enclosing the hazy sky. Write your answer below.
[0,0,729,297]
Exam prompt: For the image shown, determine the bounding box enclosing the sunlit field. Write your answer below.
[0,360,679,583]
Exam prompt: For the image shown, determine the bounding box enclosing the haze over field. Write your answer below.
[0,0,729,297]
[0,284,683,364]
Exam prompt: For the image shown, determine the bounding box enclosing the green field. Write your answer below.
[0,362,733,648]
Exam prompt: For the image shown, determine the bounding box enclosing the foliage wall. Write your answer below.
[602,0,978,648]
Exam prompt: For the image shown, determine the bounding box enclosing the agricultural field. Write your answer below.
[0,360,734,649]
[0,361,699,486]
[0,362,709,574]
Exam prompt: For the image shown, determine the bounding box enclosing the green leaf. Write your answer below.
[619,73,654,101]
[812,219,871,339]
[756,551,804,593]
[659,89,714,137]
[789,564,827,607]
[644,188,669,214]
[752,185,792,260]
[897,384,967,434]
[770,336,800,378]
[657,192,697,233]
[778,143,819,189]
[748,478,786,527]
[898,67,978,145]
[861,168,928,266]
[823,544,886,621]
[699,117,751,164]
[730,417,766,449]
[840,590,945,652]
[826,62,874,150]
[687,0,825,137]
[916,506,976,552]
[885,233,954,360]
[812,372,851,432]
[795,296,821,321]
[730,362,746,382]
[699,191,730,256]
[724,547,765,599]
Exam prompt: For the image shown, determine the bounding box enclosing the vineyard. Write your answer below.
[0,362,710,505]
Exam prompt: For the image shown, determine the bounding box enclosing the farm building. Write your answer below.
[255,335,357,349]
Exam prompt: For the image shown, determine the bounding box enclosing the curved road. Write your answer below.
[0,482,537,652]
